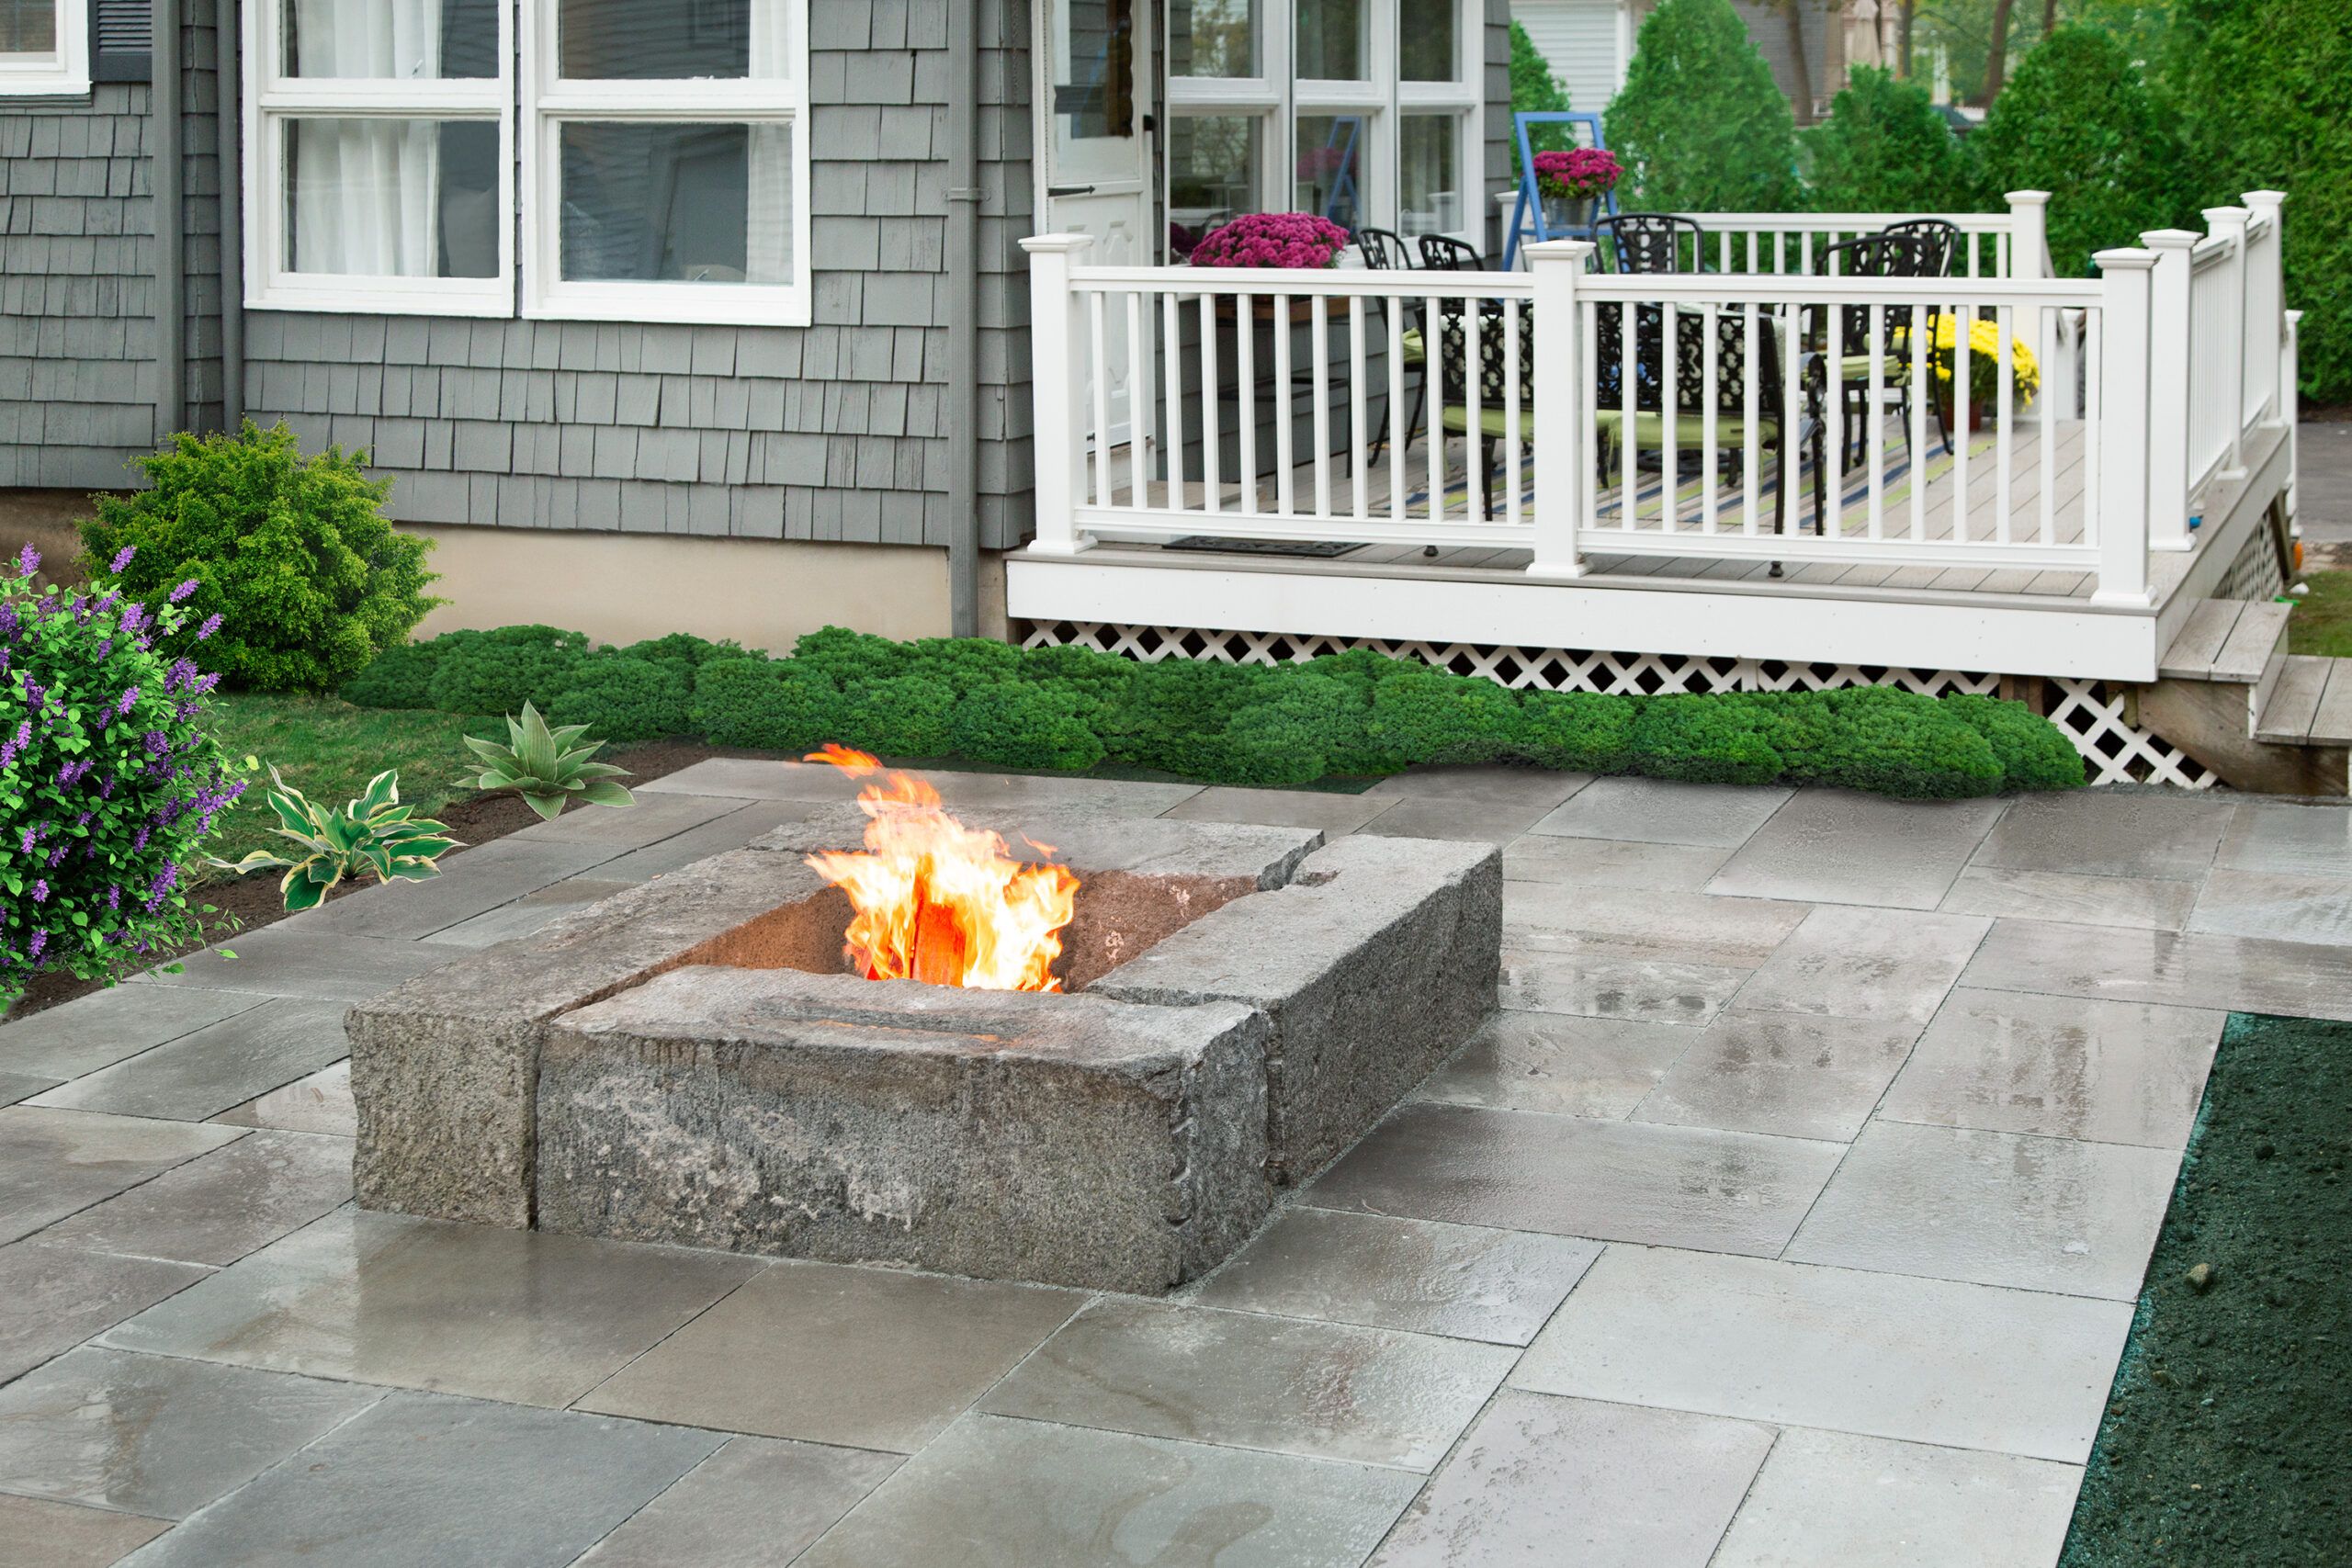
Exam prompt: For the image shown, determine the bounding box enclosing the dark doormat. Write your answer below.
[1165,536,1366,558]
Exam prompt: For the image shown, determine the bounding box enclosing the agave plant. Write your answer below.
[217,766,460,910]
[467,702,636,821]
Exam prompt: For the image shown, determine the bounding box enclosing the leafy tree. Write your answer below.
[2167,0,2352,400]
[1972,27,2188,275]
[1803,66,1973,211]
[1508,20,1574,178]
[1605,0,1802,211]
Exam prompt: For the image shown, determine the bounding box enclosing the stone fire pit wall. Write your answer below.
[345,807,1500,1294]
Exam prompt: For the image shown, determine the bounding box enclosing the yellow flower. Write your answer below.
[1929,314,2041,403]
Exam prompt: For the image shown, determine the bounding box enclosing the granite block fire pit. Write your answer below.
[347,799,1499,1293]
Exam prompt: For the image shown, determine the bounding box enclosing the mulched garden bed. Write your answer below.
[2060,1012,2352,1564]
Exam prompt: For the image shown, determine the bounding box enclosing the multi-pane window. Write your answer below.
[242,0,809,324]
[0,0,88,96]
[1166,0,1480,254]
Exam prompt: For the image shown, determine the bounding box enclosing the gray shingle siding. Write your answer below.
[0,0,225,490]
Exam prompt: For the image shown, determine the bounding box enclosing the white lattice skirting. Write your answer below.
[1014,620,2219,788]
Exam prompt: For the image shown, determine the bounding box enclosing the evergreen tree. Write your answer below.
[1508,20,1575,176]
[1604,0,1803,211]
[1803,67,1973,212]
[1973,28,2188,276]
[2167,0,2352,400]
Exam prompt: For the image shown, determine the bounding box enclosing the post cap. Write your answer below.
[2242,189,2288,209]
[2090,247,2158,272]
[2003,190,2051,208]
[1525,239,1597,265]
[2201,207,2251,228]
[2138,229,2201,250]
[1018,234,1099,256]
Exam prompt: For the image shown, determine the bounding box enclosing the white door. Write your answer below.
[1037,0,1152,449]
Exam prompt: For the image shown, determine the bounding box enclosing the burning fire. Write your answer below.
[802,745,1080,991]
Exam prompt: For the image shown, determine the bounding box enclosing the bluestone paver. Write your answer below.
[128,930,456,1003]
[0,1240,212,1385]
[572,1437,900,1568]
[0,985,262,1081]
[1706,791,2005,909]
[1413,1011,1699,1119]
[1166,784,1398,833]
[1972,791,2235,880]
[27,998,351,1122]
[1527,777,1791,847]
[1962,918,2352,1021]
[1501,832,1733,890]
[2212,798,2352,877]
[2188,865,2352,944]
[1632,1013,1922,1142]
[0,1494,168,1567]
[1498,949,1749,1025]
[1504,883,1810,967]
[1939,864,2199,931]
[211,1060,354,1137]
[42,1130,354,1267]
[0,1107,242,1245]
[1732,905,1991,1027]
[289,839,617,940]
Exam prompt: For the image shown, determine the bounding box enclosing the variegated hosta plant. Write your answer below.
[217,766,460,910]
[466,702,635,821]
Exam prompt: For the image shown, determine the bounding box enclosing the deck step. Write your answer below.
[2256,655,2352,745]
[2159,599,2290,682]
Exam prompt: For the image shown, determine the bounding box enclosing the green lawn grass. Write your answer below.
[2288,569,2352,657]
[199,694,495,868]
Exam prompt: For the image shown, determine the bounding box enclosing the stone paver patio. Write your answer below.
[5,762,2351,1567]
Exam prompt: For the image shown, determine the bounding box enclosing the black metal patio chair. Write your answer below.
[1590,212,1706,275]
[1815,233,1955,471]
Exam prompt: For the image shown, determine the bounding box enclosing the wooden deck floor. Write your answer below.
[1094,415,2154,604]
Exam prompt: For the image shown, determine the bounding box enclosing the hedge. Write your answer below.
[341,626,2086,799]
[1604,0,1801,213]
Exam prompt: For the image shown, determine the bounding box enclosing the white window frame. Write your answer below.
[520,0,812,327]
[240,0,515,316]
[0,0,90,96]
[1165,0,1482,254]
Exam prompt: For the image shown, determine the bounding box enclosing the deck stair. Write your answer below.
[2140,599,2348,794]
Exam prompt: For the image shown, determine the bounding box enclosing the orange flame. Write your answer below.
[801,746,1080,992]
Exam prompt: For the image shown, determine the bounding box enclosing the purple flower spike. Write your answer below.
[169,579,199,604]
[14,545,36,577]
[108,546,137,574]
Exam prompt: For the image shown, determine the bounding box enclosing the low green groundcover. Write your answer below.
[2061,1013,2352,1564]
[336,625,2086,798]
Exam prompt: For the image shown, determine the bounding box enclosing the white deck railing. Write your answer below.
[1024,190,2291,610]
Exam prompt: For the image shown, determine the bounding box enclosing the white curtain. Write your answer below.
[290,0,444,276]
[743,0,791,285]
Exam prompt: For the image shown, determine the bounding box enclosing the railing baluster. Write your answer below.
[1464,299,1482,520]
[1089,289,1110,508]
[1199,291,1220,514]
[2084,304,2103,552]
[1867,302,1884,540]
[1581,297,1600,541]
[1741,301,1758,536]
[1909,303,1927,540]
[1350,297,1369,521]
[1237,290,1257,515]
[1951,303,1971,543]
[1505,298,1523,528]
[1127,289,1150,511]
[1273,292,1293,516]
[1428,292,1445,527]
[2037,301,2055,545]
[1782,298,1804,539]
[1995,304,2014,546]
[1163,289,1185,514]
[1312,296,1332,519]
[1660,300,1677,530]
[1826,293,1843,536]
[1620,296,1637,532]
[1388,296,1406,526]
[1701,301,1718,533]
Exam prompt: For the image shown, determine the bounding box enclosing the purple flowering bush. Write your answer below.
[1187,212,1352,269]
[1,546,243,1006]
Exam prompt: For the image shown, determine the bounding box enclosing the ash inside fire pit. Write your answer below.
[345,801,1500,1293]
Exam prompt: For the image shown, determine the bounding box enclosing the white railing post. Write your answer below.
[2005,189,2050,281]
[1526,240,1594,579]
[2202,205,2251,476]
[2284,308,2303,525]
[2090,248,2156,606]
[2242,189,2287,427]
[1018,233,1095,555]
[2140,230,2199,550]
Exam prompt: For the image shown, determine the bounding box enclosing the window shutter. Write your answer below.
[91,0,153,84]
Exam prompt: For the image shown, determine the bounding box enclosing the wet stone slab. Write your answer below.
[1632,1014,1924,1143]
[42,1129,354,1267]
[1368,1392,1773,1568]
[0,1494,168,1567]
[0,986,264,1082]
[28,998,352,1122]
[978,1299,1516,1472]
[1414,1011,1700,1120]
[573,1437,900,1568]
[1185,1207,1601,1346]
[795,1414,1421,1568]
[1706,792,2004,910]
[0,1107,242,1246]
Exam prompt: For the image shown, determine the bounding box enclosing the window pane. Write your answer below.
[559,121,795,285]
[0,0,58,56]
[1050,0,1136,143]
[1295,0,1363,80]
[1169,0,1253,78]
[1169,115,1261,234]
[283,0,500,79]
[1295,114,1365,231]
[1399,0,1456,82]
[285,118,501,277]
[559,0,791,80]
[1399,114,1461,235]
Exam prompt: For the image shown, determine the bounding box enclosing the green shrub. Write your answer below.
[548,658,692,743]
[1112,660,1269,776]
[1973,28,2189,276]
[3,546,243,1004]
[1803,68,1973,215]
[1943,693,2086,790]
[1517,691,1639,772]
[1624,695,1783,784]
[424,625,590,716]
[619,632,745,683]
[839,674,959,758]
[1367,668,1522,766]
[1762,688,2004,797]
[946,683,1104,773]
[903,636,1026,694]
[1022,642,1145,728]
[2168,0,2352,401]
[78,422,440,693]
[1220,673,1372,787]
[690,659,847,752]
[1604,0,1801,213]
[789,626,910,684]
[337,631,477,710]
[1509,18,1575,178]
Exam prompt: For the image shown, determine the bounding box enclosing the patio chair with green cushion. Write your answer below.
[1430,298,1828,555]
[1815,233,1954,470]
[1590,213,1706,274]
